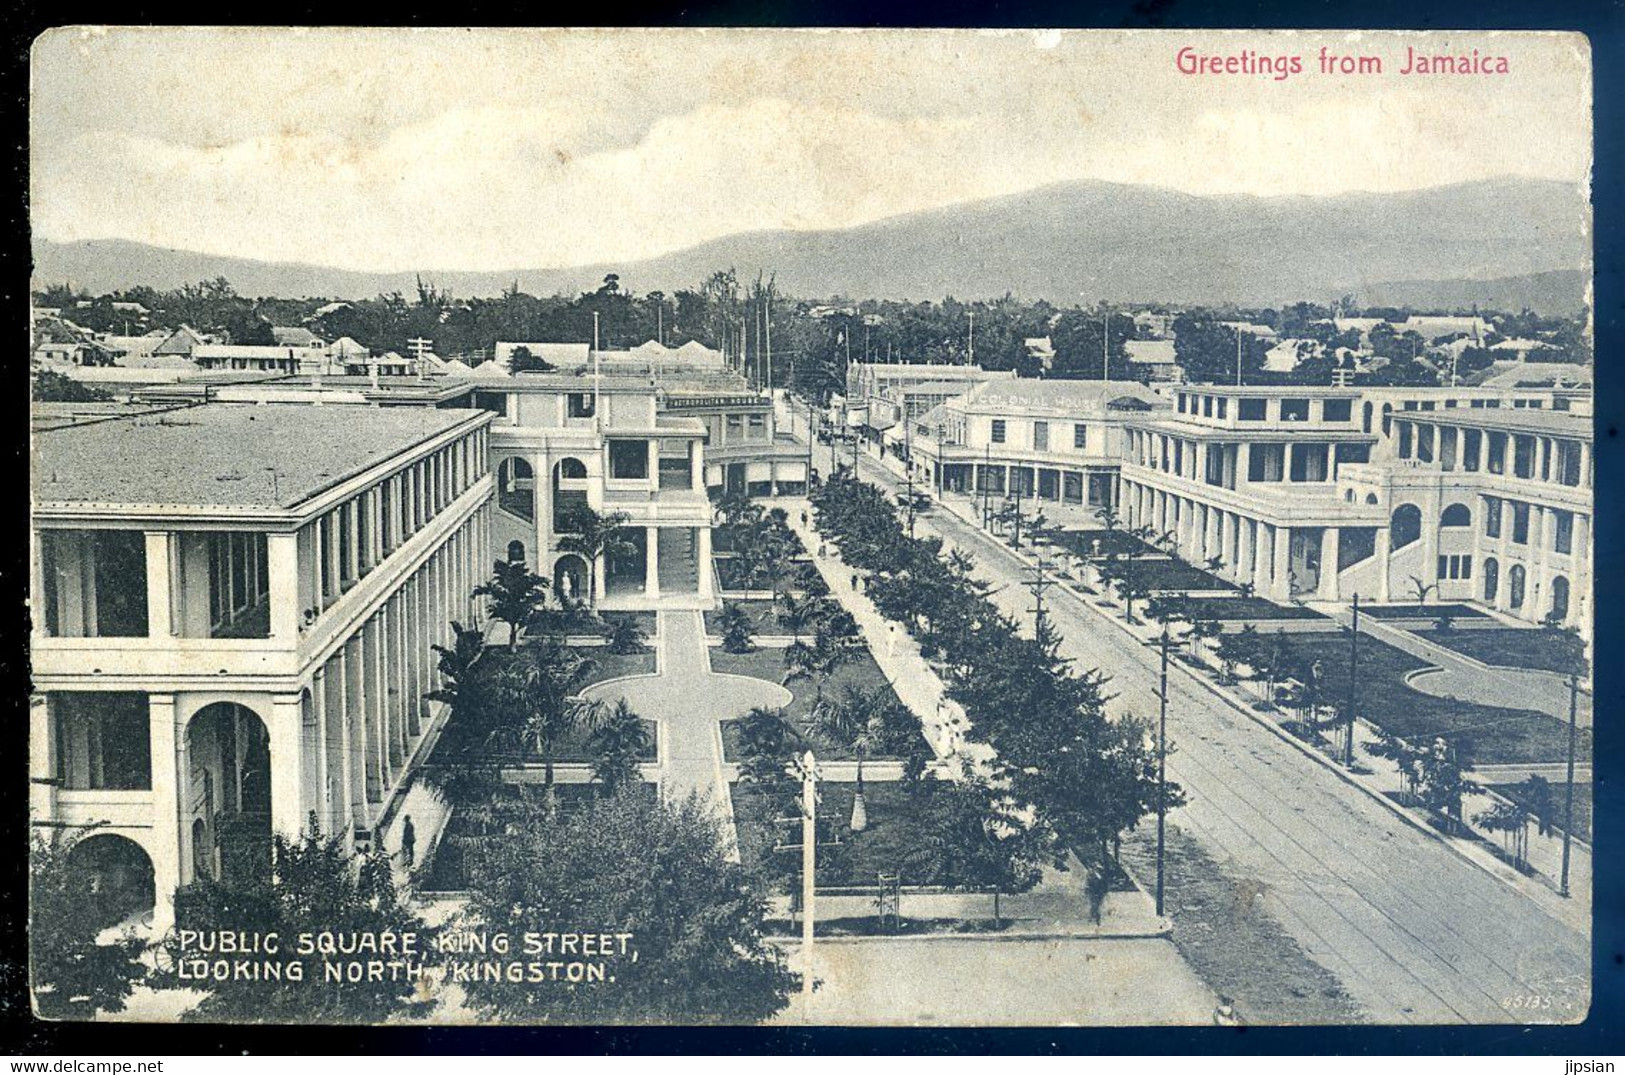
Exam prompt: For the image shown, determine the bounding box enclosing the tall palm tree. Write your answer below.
[589,699,651,795]
[502,641,605,787]
[556,507,635,605]
[474,560,549,646]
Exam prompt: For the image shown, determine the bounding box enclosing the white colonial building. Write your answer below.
[31,402,494,928]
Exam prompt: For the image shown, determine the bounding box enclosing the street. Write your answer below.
[843,444,1590,1026]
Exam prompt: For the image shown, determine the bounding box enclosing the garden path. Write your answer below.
[582,610,788,855]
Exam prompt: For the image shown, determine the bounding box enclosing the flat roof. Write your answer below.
[33,403,486,513]
[1397,407,1593,441]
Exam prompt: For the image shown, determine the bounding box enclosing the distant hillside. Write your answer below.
[32,176,1590,312]
[1355,270,1588,316]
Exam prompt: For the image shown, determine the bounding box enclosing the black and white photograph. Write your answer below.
[23,26,1595,1030]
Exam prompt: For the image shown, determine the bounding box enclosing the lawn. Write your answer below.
[1360,603,1489,621]
[428,706,657,768]
[703,598,781,637]
[1133,558,1237,593]
[731,781,948,888]
[1414,628,1588,676]
[709,645,902,727]
[575,647,657,687]
[1485,781,1591,843]
[1181,596,1327,622]
[1257,631,1589,766]
[599,610,657,635]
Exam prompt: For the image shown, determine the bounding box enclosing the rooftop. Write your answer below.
[1397,406,1593,441]
[961,378,1162,415]
[33,403,485,513]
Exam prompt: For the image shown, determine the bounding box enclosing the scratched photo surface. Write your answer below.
[26,27,1592,1027]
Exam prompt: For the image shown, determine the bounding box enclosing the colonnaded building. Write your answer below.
[29,350,809,929]
[862,371,1591,638]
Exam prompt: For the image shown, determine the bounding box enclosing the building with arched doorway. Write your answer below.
[31,402,495,928]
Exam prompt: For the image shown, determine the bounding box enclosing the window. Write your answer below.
[1216,398,1228,420]
[1554,510,1574,555]
[1322,399,1352,422]
[53,692,151,790]
[1033,421,1049,451]
[725,415,743,438]
[1508,565,1527,609]
[567,393,595,418]
[38,530,149,638]
[1177,394,1188,414]
[1202,396,1214,418]
[1511,502,1530,545]
[1483,496,1502,538]
[1556,441,1582,486]
[1462,428,1482,472]
[1238,398,1267,421]
[1280,399,1310,422]
[1486,432,1506,474]
[1073,424,1087,449]
[1513,436,1535,479]
[991,420,1006,444]
[748,414,767,438]
[1483,558,1499,602]
[1437,555,1472,580]
[1440,504,1471,528]
[608,440,649,480]
[1390,504,1422,549]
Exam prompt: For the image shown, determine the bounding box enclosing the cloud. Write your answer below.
[30,28,1591,272]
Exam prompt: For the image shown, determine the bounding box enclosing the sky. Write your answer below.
[30,28,1592,273]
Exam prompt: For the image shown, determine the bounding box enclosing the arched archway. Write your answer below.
[1508,564,1527,609]
[553,457,590,532]
[186,702,272,885]
[1550,575,1570,623]
[1381,403,1394,437]
[1362,401,1374,434]
[553,554,588,603]
[66,833,155,929]
[497,457,536,524]
[1440,503,1472,528]
[1390,504,1422,549]
[507,540,526,564]
[1365,493,1379,505]
[1483,557,1500,603]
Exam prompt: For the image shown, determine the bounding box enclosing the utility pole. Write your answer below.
[1235,326,1244,387]
[967,310,975,367]
[982,444,993,529]
[1156,629,1171,918]
[1102,310,1109,381]
[765,288,774,396]
[1346,593,1360,766]
[1022,550,1056,630]
[800,750,817,1015]
[1561,672,1578,897]
[904,415,917,538]
[592,313,602,432]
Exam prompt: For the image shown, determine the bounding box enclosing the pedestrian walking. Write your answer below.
[819,543,827,559]
[850,572,859,591]
[801,510,809,528]
[400,816,416,868]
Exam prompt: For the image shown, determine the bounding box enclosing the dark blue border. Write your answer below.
[3,0,1620,1056]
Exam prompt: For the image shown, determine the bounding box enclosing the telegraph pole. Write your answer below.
[1346,593,1360,766]
[1102,310,1109,381]
[1156,629,1171,918]
[982,444,993,529]
[1235,326,1244,387]
[1022,550,1056,630]
[799,752,818,1015]
[967,310,975,366]
[1561,672,1578,897]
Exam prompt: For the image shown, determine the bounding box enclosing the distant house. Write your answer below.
[1263,338,1322,373]
[272,326,325,348]
[1124,339,1181,382]
[1400,315,1490,342]
[152,326,208,359]
[193,344,331,374]
[1219,321,1278,341]
[327,336,371,361]
[98,334,165,362]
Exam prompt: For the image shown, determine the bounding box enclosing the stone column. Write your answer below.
[29,696,56,822]
[147,693,182,931]
[267,532,300,641]
[144,532,173,638]
[698,526,714,599]
[1317,527,1341,601]
[268,694,306,841]
[1271,525,1292,600]
[644,527,661,598]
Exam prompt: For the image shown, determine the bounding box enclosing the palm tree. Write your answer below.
[735,705,797,785]
[502,641,604,788]
[774,590,822,641]
[474,560,549,646]
[555,507,635,605]
[782,627,848,713]
[425,621,486,714]
[589,699,651,795]
[717,601,755,653]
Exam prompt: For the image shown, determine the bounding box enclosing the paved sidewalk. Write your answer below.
[784,498,993,777]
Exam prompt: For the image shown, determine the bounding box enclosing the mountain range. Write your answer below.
[31,177,1591,314]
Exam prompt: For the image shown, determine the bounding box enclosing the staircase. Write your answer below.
[658,527,700,594]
